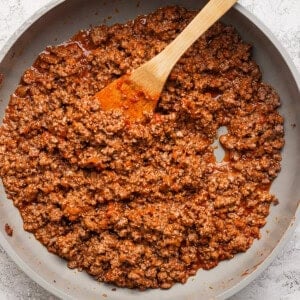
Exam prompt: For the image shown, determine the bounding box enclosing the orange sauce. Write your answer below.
[95,75,158,121]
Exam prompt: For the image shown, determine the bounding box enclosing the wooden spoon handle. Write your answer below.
[146,0,238,80]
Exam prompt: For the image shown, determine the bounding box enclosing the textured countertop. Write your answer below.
[0,0,299,299]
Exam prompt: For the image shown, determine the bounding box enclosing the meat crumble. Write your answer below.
[4,223,13,237]
[0,6,284,289]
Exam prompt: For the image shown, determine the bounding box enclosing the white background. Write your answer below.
[0,0,299,299]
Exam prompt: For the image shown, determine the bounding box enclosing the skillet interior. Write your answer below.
[0,0,299,299]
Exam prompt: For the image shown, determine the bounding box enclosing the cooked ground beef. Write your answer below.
[4,223,13,237]
[0,6,284,289]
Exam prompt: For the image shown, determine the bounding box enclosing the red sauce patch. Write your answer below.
[95,75,158,121]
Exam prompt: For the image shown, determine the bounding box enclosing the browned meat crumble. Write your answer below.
[4,223,13,237]
[0,6,284,289]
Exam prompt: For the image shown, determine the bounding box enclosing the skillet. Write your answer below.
[0,1,299,299]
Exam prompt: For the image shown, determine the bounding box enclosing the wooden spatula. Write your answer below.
[95,0,238,121]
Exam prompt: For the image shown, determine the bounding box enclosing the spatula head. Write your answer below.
[95,75,158,121]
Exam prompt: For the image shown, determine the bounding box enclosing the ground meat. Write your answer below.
[0,73,3,87]
[5,223,13,237]
[0,6,284,290]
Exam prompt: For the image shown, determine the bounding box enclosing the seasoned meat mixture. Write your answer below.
[4,223,13,237]
[0,6,284,289]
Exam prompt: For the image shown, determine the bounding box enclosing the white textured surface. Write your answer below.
[0,0,299,299]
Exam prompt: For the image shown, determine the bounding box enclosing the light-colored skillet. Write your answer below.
[0,1,299,299]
